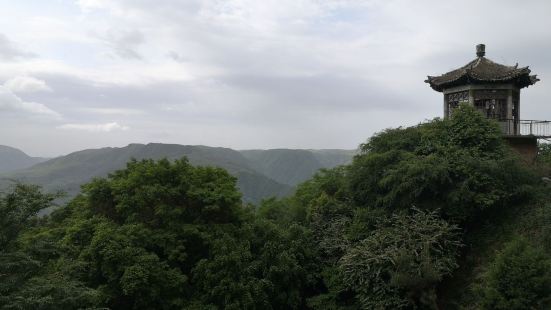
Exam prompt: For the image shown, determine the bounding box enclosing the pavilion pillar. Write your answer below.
[506,89,513,119]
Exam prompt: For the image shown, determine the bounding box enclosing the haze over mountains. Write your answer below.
[0,144,355,204]
[0,145,48,174]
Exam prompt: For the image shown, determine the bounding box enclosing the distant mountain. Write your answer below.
[0,145,48,174]
[239,149,356,186]
[0,143,292,204]
[310,149,358,168]
[0,144,355,205]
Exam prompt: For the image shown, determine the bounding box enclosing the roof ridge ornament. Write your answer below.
[476,44,485,57]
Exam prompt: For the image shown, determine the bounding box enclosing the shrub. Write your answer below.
[339,209,461,309]
[477,238,551,310]
[348,104,535,223]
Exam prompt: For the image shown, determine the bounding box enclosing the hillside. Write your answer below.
[1,106,549,309]
[0,145,48,174]
[240,149,355,186]
[0,143,293,204]
[0,144,354,205]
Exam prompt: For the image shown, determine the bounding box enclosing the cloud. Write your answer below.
[3,76,52,93]
[0,85,60,118]
[167,51,188,63]
[100,29,145,59]
[2,0,551,156]
[76,0,110,11]
[57,122,130,132]
[80,107,144,115]
[0,33,35,61]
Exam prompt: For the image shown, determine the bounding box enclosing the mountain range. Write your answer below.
[0,144,355,204]
[0,145,48,174]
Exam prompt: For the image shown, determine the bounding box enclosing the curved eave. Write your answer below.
[425,73,539,92]
[426,56,539,92]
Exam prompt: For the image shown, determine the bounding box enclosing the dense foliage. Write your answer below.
[538,142,551,165]
[476,238,551,309]
[1,105,550,309]
[349,105,534,223]
[339,209,461,309]
[1,159,320,309]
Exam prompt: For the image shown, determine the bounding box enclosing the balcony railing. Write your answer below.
[499,119,551,138]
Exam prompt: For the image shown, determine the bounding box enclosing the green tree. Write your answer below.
[55,158,248,308]
[1,105,547,309]
[0,185,52,304]
[339,209,461,309]
[288,105,538,308]
[537,143,551,165]
[0,183,57,249]
[5,158,321,309]
[0,184,101,309]
[477,238,551,309]
[348,104,535,222]
[537,142,551,177]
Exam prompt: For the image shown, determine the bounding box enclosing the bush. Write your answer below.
[339,209,461,309]
[348,104,536,223]
[3,158,322,309]
[477,238,551,310]
[538,143,551,166]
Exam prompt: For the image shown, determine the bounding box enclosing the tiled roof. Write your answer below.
[425,56,539,92]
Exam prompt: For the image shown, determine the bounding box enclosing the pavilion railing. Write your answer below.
[499,119,551,138]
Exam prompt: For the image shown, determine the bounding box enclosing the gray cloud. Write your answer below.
[1,0,551,156]
[3,76,52,93]
[57,122,129,132]
[223,74,410,111]
[167,51,188,63]
[0,33,34,60]
[100,29,145,59]
[0,85,60,119]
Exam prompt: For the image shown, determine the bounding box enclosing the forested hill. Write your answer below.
[240,149,356,186]
[0,143,355,204]
[0,145,48,174]
[0,106,550,309]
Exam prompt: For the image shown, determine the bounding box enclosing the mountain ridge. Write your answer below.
[0,143,355,204]
[0,145,49,174]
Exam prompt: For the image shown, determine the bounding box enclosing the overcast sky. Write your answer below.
[1,0,550,157]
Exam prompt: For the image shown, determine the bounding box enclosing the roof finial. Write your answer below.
[476,44,485,57]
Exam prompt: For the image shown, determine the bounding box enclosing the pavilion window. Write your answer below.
[446,91,468,117]
[473,90,508,120]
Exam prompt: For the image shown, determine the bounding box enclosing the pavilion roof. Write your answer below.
[425,48,539,92]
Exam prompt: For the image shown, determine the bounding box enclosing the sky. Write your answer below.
[1,0,550,157]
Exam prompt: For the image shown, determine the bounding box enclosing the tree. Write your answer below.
[339,209,461,309]
[348,104,535,223]
[0,183,57,249]
[1,106,546,309]
[287,106,538,308]
[0,184,69,308]
[54,158,247,308]
[477,238,551,310]
[537,142,551,165]
[4,158,321,309]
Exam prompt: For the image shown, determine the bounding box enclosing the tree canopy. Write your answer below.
[1,105,549,309]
